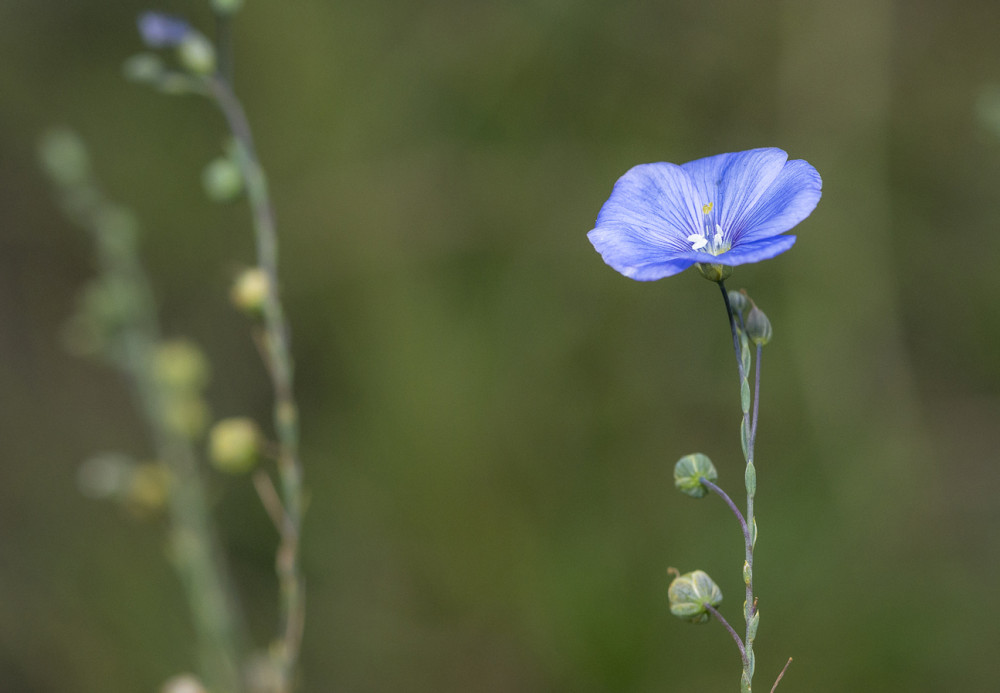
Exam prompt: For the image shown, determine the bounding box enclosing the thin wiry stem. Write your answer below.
[207,20,306,691]
[770,657,793,692]
[698,477,749,544]
[704,603,747,666]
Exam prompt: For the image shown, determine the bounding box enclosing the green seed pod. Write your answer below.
[668,569,723,624]
[177,33,216,75]
[231,267,270,315]
[695,262,733,282]
[202,156,244,202]
[746,302,772,346]
[673,453,718,498]
[209,417,260,474]
[153,340,210,393]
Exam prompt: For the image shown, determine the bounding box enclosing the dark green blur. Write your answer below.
[2,0,999,691]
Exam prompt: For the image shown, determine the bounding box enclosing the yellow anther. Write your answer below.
[702,202,713,215]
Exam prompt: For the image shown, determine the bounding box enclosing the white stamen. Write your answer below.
[713,224,724,246]
[687,234,708,251]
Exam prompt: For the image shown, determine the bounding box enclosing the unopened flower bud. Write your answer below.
[202,156,243,201]
[137,12,191,48]
[178,33,216,75]
[123,53,166,84]
[209,417,260,473]
[153,340,210,393]
[231,268,270,315]
[78,453,134,499]
[39,129,91,188]
[673,453,718,499]
[211,0,244,15]
[695,262,733,282]
[746,302,773,346]
[727,289,749,314]
[668,569,723,624]
[161,673,208,693]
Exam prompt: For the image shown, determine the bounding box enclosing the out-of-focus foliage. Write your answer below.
[2,1,999,691]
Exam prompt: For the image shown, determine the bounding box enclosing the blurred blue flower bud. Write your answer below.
[137,12,191,48]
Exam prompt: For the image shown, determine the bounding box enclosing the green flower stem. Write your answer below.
[206,53,305,692]
[704,603,747,666]
[719,280,757,693]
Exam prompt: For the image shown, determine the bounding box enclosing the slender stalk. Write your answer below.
[704,603,747,665]
[698,477,749,544]
[718,280,756,692]
[205,41,306,691]
[770,657,793,692]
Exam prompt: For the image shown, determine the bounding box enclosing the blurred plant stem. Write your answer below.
[40,131,244,692]
[208,10,306,691]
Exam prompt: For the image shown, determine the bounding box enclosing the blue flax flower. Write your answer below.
[137,11,191,48]
[588,148,822,281]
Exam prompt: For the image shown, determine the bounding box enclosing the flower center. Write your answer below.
[687,202,731,255]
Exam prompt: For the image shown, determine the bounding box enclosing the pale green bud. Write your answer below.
[673,453,718,498]
[123,53,166,84]
[202,156,243,201]
[668,569,723,624]
[746,302,773,346]
[211,0,244,15]
[153,340,210,393]
[230,268,270,315]
[39,129,91,188]
[695,262,733,282]
[161,674,208,693]
[78,453,135,499]
[177,33,216,75]
[209,417,260,473]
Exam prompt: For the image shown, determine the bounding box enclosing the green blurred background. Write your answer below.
[3,0,1000,690]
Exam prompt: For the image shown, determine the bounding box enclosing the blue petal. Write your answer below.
[137,12,191,48]
[589,163,705,279]
[728,159,822,245]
